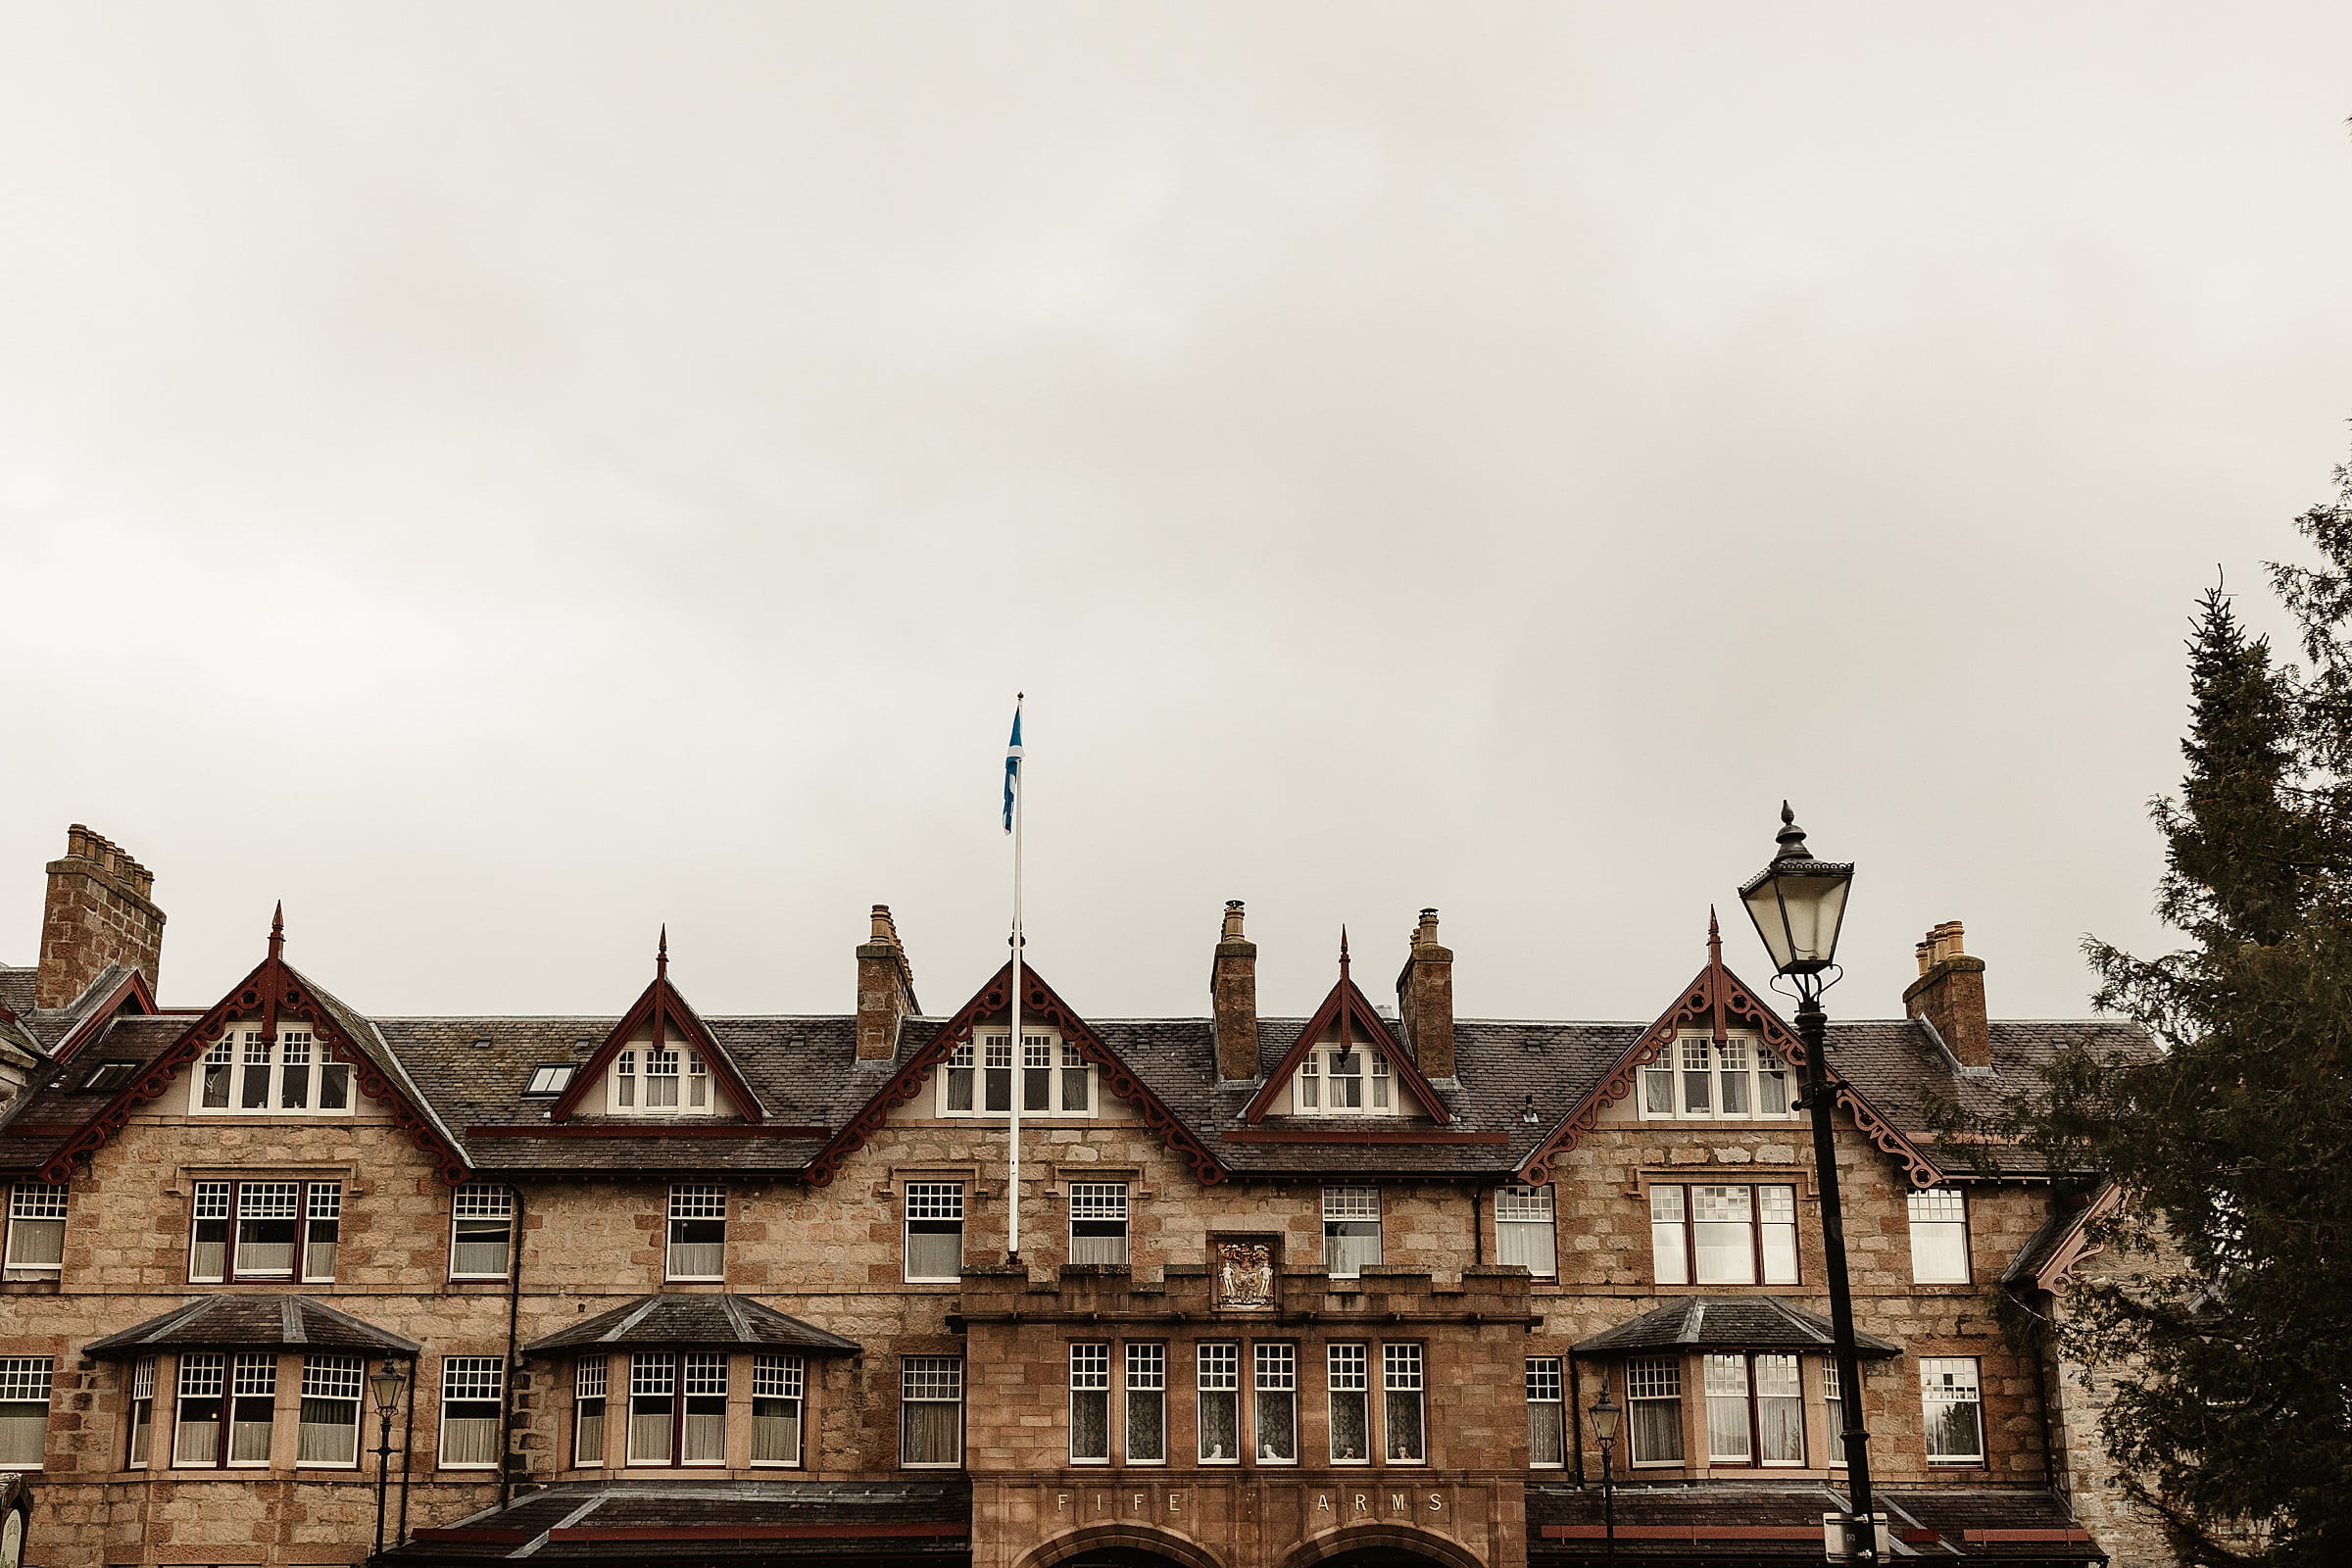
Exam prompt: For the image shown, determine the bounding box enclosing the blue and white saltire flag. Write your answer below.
[1002,702,1023,833]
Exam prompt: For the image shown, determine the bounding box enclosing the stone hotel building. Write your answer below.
[0,827,2165,1568]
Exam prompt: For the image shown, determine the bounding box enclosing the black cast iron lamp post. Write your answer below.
[370,1358,409,1557]
[1738,803,1878,1563]
[1588,1386,1621,1564]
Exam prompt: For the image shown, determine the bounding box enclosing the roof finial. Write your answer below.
[657,924,669,981]
[269,902,285,962]
[1707,906,1723,965]
[1774,800,1813,861]
[1339,926,1350,983]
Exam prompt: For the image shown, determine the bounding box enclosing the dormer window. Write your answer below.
[604,1044,724,1117]
[1639,1033,1795,1121]
[1293,1046,1407,1117]
[191,1030,351,1116]
[938,1032,1093,1118]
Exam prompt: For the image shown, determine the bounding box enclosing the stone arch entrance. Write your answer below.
[1016,1523,1227,1568]
[1281,1525,1488,1568]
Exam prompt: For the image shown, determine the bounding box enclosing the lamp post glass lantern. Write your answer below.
[1737,805,1878,1564]
[1588,1387,1621,1563]
[370,1358,408,1556]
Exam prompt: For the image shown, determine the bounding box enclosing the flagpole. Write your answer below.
[1006,696,1025,1267]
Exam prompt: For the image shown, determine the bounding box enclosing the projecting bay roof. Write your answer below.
[524,1294,860,1355]
[383,1479,972,1564]
[1527,1483,2104,1561]
[84,1294,421,1358]
[1572,1296,1902,1358]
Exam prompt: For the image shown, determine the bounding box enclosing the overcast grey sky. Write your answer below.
[4,3,2350,1028]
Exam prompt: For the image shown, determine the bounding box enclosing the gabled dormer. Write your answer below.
[1243,933,1450,1124]
[548,932,765,1124]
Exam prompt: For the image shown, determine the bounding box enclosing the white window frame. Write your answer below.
[1525,1357,1564,1468]
[606,1045,719,1117]
[4,1183,67,1280]
[573,1357,608,1468]
[191,1027,352,1116]
[126,1356,156,1468]
[439,1357,505,1471]
[0,1357,51,1470]
[1627,1356,1685,1467]
[297,1355,364,1468]
[1253,1343,1298,1464]
[904,1183,965,1283]
[451,1183,515,1281]
[1495,1185,1557,1279]
[1921,1357,1984,1464]
[1125,1343,1166,1465]
[188,1178,341,1285]
[1822,1359,1847,1467]
[1322,1186,1383,1278]
[1648,1182,1799,1287]
[1383,1343,1426,1464]
[752,1353,804,1468]
[1639,1032,1796,1121]
[1197,1343,1240,1464]
[1906,1188,1973,1284]
[665,1185,726,1282]
[1292,1043,1407,1117]
[939,1032,1094,1118]
[1327,1343,1370,1465]
[900,1356,963,1468]
[1069,1182,1130,1266]
[1068,1343,1110,1464]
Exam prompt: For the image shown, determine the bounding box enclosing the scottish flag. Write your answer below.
[1003,702,1023,833]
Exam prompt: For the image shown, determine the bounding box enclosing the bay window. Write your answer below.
[1906,1189,1972,1283]
[4,1183,66,1281]
[1704,1353,1752,1463]
[627,1354,676,1464]
[1197,1344,1240,1463]
[1327,1343,1369,1463]
[439,1357,504,1470]
[298,1355,364,1467]
[1526,1358,1564,1467]
[1648,1183,1798,1286]
[1704,1352,1804,1466]
[172,1352,274,1468]
[1921,1357,1984,1464]
[665,1185,726,1281]
[679,1353,728,1464]
[1253,1344,1297,1463]
[1823,1359,1847,1466]
[1495,1186,1556,1278]
[573,1359,607,1467]
[1626,1357,1684,1466]
[0,1358,49,1468]
[126,1357,155,1468]
[900,1356,962,1468]
[752,1354,804,1466]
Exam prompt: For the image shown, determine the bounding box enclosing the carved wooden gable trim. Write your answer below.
[806,959,1225,1189]
[1516,940,1941,1189]
[38,951,468,1186]
[1241,973,1449,1125]
[545,969,764,1124]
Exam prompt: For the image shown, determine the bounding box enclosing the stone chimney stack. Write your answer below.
[1395,907,1455,1080]
[1212,901,1258,1082]
[1904,920,1990,1068]
[37,825,165,1010]
[856,905,920,1061]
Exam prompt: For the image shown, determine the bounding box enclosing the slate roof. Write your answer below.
[380,1480,971,1564]
[0,1013,199,1172]
[84,1294,421,1357]
[0,962,143,1051]
[1527,1484,2102,1560]
[524,1294,860,1355]
[1572,1296,1903,1357]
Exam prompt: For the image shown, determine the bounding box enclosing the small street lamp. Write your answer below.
[1587,1385,1622,1565]
[369,1358,410,1559]
[1739,803,1879,1563]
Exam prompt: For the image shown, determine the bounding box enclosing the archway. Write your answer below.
[1282,1524,1488,1568]
[1016,1522,1227,1568]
